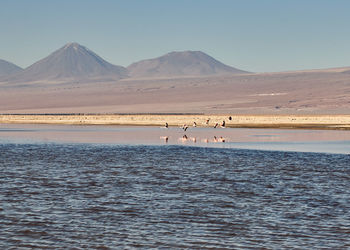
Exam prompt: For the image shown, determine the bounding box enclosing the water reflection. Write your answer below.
[0,123,350,154]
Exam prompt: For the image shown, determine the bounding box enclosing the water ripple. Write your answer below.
[0,143,349,248]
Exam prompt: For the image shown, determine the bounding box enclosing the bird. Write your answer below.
[202,138,209,143]
[182,124,189,131]
[221,120,226,128]
[179,135,188,142]
[160,136,169,143]
[190,137,197,143]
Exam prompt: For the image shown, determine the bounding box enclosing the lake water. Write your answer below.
[1,123,350,154]
[0,124,350,248]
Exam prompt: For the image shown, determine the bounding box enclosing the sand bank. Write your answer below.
[1,114,350,130]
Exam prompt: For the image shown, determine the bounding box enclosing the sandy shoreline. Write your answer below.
[1,114,350,130]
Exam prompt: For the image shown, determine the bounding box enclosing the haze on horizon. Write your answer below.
[1,0,350,73]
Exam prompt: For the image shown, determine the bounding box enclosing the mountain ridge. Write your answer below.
[127,50,248,78]
[2,44,250,83]
[6,42,350,84]
[0,59,23,78]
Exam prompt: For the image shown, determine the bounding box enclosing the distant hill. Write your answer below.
[9,43,127,82]
[0,59,23,77]
[127,51,248,78]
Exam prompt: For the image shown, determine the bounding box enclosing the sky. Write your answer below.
[1,0,350,72]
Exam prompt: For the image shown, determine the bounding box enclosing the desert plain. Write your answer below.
[2,69,350,130]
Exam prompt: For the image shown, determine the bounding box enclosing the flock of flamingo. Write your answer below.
[160,117,232,144]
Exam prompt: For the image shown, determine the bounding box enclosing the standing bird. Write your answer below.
[179,135,188,142]
[190,137,197,143]
[160,136,169,143]
[219,136,226,142]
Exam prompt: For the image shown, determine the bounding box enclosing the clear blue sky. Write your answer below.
[1,0,350,72]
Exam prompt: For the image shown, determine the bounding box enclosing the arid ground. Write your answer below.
[1,68,350,115]
[1,114,350,130]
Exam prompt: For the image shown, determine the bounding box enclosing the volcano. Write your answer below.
[10,42,127,83]
[127,50,248,78]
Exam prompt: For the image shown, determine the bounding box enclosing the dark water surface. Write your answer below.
[1,143,350,249]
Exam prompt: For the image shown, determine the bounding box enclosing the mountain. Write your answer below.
[127,50,248,78]
[9,43,127,83]
[0,59,23,77]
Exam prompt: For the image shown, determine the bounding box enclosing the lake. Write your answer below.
[0,124,349,248]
